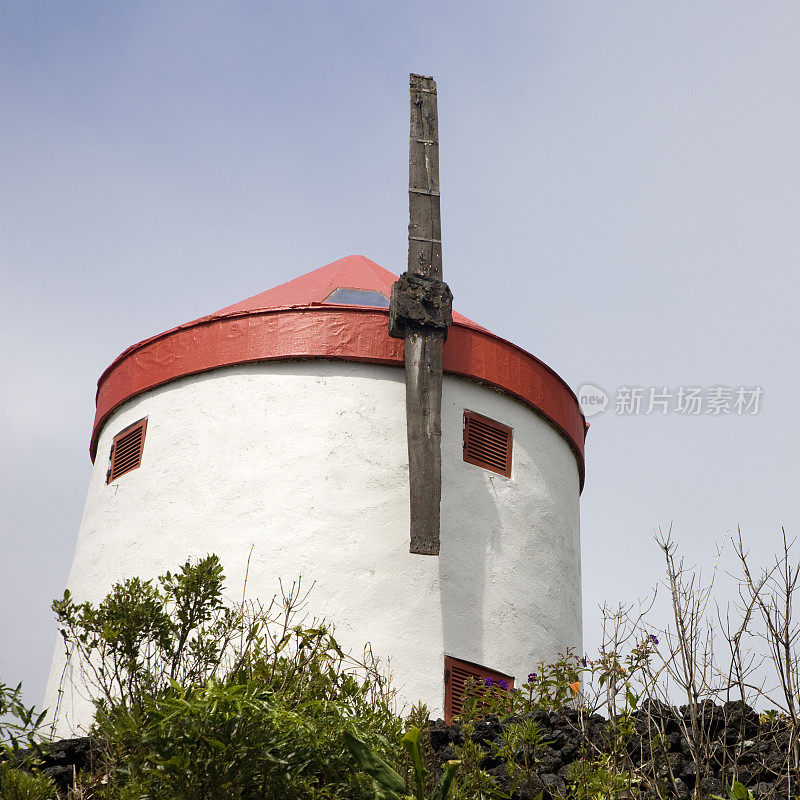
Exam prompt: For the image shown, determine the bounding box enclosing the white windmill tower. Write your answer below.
[45,77,586,735]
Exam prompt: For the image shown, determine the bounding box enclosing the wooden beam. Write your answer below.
[407,74,441,280]
[404,326,445,554]
[389,74,452,556]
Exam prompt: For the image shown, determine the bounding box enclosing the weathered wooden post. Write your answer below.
[389,74,453,555]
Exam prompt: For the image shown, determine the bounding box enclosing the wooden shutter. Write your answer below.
[444,655,515,724]
[463,411,512,478]
[107,418,147,483]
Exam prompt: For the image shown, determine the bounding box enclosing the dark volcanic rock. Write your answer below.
[5,736,100,798]
[425,699,797,799]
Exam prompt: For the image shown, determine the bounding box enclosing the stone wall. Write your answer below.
[12,700,794,799]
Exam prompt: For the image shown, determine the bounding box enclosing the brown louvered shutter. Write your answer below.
[463,411,512,478]
[107,418,147,483]
[444,655,515,723]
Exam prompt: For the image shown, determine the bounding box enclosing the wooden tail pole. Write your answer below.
[389,74,453,555]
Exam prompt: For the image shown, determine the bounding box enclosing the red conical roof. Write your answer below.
[216,255,395,314]
[213,255,483,330]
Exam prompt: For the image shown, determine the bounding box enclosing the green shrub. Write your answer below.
[345,726,460,800]
[565,752,640,800]
[55,555,404,799]
[0,681,54,800]
[0,761,56,800]
[448,721,508,800]
[492,717,551,798]
[0,681,46,750]
[53,554,240,710]
[96,678,399,800]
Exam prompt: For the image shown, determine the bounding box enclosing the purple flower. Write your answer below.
[581,656,588,667]
[497,678,509,691]
[528,673,537,684]
[484,677,494,687]
[649,634,659,646]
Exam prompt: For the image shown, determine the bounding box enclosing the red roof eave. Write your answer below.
[90,305,587,489]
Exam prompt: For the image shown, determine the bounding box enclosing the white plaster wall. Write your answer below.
[44,360,581,735]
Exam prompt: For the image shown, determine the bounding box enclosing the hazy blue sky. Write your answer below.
[2,2,800,709]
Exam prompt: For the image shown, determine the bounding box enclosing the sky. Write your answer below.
[2,2,800,711]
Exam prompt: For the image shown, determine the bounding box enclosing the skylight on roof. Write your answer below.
[323,288,390,308]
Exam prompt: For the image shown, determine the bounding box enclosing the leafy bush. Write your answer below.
[0,682,54,800]
[565,753,639,799]
[493,717,551,798]
[54,555,404,799]
[53,554,241,709]
[96,678,399,800]
[0,761,56,800]
[454,653,586,725]
[345,726,460,800]
[0,681,47,750]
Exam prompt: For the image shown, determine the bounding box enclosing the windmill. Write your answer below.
[45,73,586,735]
[389,74,453,555]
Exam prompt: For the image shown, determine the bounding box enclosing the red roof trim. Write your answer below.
[90,306,586,489]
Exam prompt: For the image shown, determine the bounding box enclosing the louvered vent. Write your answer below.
[444,655,514,724]
[107,419,147,483]
[463,411,512,478]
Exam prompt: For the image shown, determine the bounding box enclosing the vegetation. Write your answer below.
[51,555,406,799]
[0,760,57,800]
[6,528,800,798]
[345,726,460,800]
[420,527,800,799]
[0,681,55,799]
[1,680,47,750]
